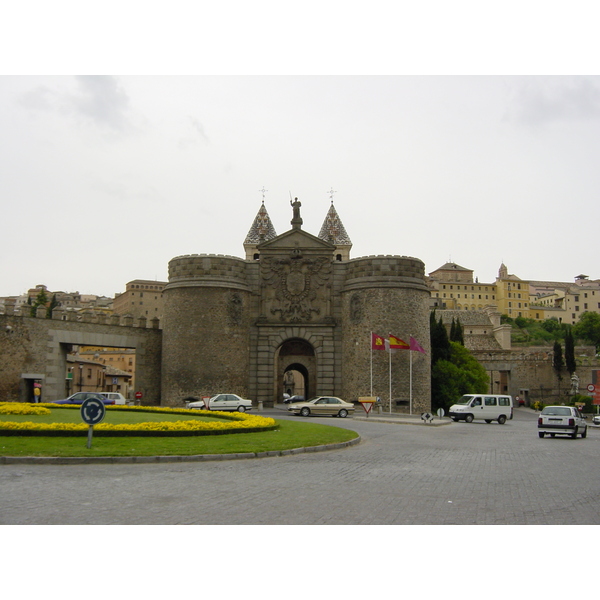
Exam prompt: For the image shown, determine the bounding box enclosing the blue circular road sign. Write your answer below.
[80,397,106,425]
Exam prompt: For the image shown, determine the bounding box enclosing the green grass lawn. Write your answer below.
[0,410,359,457]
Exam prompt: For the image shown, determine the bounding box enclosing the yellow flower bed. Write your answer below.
[0,403,51,416]
[0,404,277,436]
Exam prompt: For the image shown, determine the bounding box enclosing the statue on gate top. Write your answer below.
[290,197,302,229]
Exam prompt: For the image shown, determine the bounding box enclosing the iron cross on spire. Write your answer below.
[326,187,337,203]
[259,187,268,202]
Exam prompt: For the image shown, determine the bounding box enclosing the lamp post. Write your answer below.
[78,364,83,392]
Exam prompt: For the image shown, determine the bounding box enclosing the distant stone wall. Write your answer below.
[0,312,162,404]
[473,345,600,405]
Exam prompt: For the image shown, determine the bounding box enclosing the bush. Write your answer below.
[569,394,595,414]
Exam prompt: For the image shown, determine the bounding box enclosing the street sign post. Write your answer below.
[358,396,377,417]
[80,397,106,449]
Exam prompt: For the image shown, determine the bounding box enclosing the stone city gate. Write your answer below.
[0,312,162,404]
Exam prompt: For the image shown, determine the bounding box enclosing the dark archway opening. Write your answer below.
[277,338,316,402]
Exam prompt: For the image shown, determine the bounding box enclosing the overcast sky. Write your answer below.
[2,74,599,298]
[2,4,599,299]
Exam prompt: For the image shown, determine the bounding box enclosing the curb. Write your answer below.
[0,435,361,465]
[353,416,452,426]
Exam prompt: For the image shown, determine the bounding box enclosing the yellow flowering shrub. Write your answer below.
[0,403,51,416]
[0,404,277,436]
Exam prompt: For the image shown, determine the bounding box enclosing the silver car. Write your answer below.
[187,394,253,412]
[288,396,355,418]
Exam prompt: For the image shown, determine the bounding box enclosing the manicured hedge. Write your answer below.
[0,404,278,437]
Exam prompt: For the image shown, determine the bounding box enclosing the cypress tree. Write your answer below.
[455,318,464,345]
[553,341,564,381]
[565,328,576,375]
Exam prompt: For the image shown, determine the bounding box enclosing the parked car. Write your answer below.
[283,395,305,404]
[593,414,600,426]
[287,396,355,418]
[100,392,127,405]
[51,392,115,405]
[538,405,587,439]
[187,394,253,412]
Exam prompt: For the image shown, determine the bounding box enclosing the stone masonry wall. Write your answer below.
[340,256,431,413]
[161,284,253,406]
[0,313,162,404]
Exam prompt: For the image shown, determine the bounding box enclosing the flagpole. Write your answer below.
[389,337,392,414]
[409,338,413,415]
[370,332,373,396]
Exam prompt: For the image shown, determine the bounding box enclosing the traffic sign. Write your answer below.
[587,384,595,393]
[80,398,106,425]
[80,397,106,449]
[135,391,143,399]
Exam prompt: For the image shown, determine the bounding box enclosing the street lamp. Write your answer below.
[78,364,83,392]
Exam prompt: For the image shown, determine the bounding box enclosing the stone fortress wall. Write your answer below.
[161,251,432,411]
[0,305,162,404]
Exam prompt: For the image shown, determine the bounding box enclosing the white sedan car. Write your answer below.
[187,394,253,412]
[538,405,587,439]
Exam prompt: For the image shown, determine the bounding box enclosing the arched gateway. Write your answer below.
[161,198,431,412]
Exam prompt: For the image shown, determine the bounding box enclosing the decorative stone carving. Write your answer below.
[260,253,331,323]
[228,292,243,326]
[350,293,363,324]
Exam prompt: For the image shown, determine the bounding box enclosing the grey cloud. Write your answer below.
[17,76,133,132]
[505,77,600,126]
[177,115,210,149]
[189,116,209,142]
[70,76,132,131]
[17,85,55,110]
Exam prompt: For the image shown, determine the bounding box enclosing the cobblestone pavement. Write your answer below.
[2,408,600,525]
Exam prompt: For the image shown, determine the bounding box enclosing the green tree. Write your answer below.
[46,294,59,319]
[450,317,464,345]
[30,289,49,317]
[565,328,576,375]
[553,340,564,381]
[431,342,489,411]
[573,311,600,351]
[430,312,451,364]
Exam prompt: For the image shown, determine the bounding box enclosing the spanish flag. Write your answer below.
[387,334,410,350]
[371,333,386,350]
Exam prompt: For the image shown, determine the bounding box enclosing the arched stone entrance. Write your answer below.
[275,338,316,402]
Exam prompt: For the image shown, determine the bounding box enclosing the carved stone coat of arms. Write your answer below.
[260,253,331,323]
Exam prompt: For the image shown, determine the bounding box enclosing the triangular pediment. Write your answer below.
[258,228,335,252]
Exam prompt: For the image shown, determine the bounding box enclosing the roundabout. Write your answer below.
[0,403,360,462]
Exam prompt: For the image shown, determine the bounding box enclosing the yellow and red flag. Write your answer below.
[387,334,410,350]
[371,333,386,350]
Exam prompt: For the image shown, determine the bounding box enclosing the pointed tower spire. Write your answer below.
[244,201,277,260]
[318,201,352,261]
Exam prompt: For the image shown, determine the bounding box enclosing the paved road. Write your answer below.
[2,408,599,525]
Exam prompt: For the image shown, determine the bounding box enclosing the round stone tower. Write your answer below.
[161,254,255,405]
[340,255,431,412]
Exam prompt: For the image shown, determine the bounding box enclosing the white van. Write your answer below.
[449,394,513,424]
